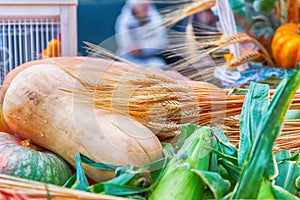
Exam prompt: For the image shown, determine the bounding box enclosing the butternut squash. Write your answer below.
[2,64,163,182]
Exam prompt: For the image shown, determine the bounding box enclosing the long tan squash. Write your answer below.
[2,64,163,182]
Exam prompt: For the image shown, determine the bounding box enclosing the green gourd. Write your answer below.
[0,132,72,186]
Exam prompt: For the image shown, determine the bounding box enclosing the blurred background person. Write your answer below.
[115,0,169,68]
[192,8,219,37]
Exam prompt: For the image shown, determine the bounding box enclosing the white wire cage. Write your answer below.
[0,0,78,83]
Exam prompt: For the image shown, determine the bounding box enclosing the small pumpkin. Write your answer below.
[271,23,300,69]
[0,132,72,186]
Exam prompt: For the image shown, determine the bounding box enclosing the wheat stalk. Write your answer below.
[227,50,264,70]
[159,0,216,28]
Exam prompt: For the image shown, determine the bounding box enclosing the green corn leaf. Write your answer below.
[257,179,276,199]
[63,174,77,188]
[275,150,300,195]
[174,126,212,171]
[276,150,300,164]
[106,185,147,196]
[107,171,136,186]
[209,137,219,173]
[238,82,269,167]
[214,128,237,157]
[296,176,300,189]
[257,179,300,200]
[175,124,199,151]
[232,66,300,199]
[285,110,300,120]
[69,153,91,191]
[102,183,148,196]
[227,88,248,96]
[218,166,237,191]
[89,183,104,194]
[93,174,147,196]
[149,166,203,200]
[139,157,168,184]
[272,185,300,200]
[219,159,241,182]
[192,170,230,199]
[161,142,175,158]
[210,148,238,166]
[264,155,278,181]
[150,126,213,200]
[253,0,276,13]
[79,153,119,171]
[202,190,215,200]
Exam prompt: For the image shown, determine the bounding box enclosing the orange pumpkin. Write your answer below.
[271,23,300,69]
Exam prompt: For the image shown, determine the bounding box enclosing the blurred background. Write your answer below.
[77,0,169,56]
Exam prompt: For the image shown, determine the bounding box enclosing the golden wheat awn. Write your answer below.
[226,50,264,70]
[158,0,216,28]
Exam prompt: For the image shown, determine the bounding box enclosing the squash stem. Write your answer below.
[20,139,42,151]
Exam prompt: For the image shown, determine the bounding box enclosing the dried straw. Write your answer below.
[0,174,127,200]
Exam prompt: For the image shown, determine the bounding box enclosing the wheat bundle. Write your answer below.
[57,44,300,152]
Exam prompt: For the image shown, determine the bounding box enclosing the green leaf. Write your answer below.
[257,179,300,200]
[202,189,215,200]
[227,88,248,96]
[214,128,237,158]
[105,184,145,196]
[253,0,276,13]
[149,166,203,200]
[285,110,300,120]
[210,148,238,166]
[219,159,241,182]
[79,153,119,171]
[233,66,300,199]
[250,21,275,38]
[275,151,300,195]
[209,137,219,173]
[272,185,300,200]
[296,176,300,189]
[150,126,213,200]
[103,174,146,195]
[71,153,91,191]
[63,174,77,188]
[174,126,213,171]
[162,142,175,158]
[238,82,269,167]
[276,150,300,164]
[264,155,278,181]
[142,157,168,183]
[218,166,237,191]
[257,179,276,199]
[175,124,199,151]
[192,170,230,199]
